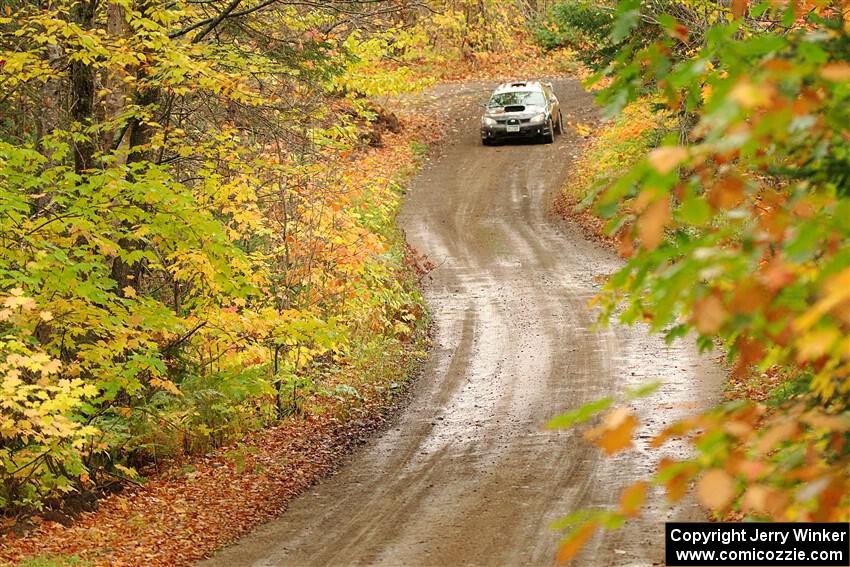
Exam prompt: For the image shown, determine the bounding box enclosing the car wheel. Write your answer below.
[544,119,555,144]
[556,111,564,135]
[482,138,492,146]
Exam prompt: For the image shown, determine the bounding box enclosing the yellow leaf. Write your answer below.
[123,286,137,298]
[696,469,735,511]
[730,79,774,108]
[795,328,840,362]
[40,358,61,376]
[4,293,36,310]
[648,146,687,174]
[39,311,54,322]
[572,122,592,137]
[150,378,181,396]
[796,268,850,331]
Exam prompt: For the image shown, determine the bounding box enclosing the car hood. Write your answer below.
[484,104,546,120]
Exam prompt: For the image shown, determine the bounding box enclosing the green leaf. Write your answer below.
[625,381,661,400]
[548,397,614,429]
[679,196,711,226]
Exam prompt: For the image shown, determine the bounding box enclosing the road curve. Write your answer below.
[199,78,724,567]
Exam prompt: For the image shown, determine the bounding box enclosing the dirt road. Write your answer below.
[200,78,723,566]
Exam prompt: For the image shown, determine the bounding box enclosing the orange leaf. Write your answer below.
[618,226,635,258]
[648,146,687,174]
[820,62,850,82]
[707,174,745,209]
[729,280,771,315]
[734,459,769,481]
[741,485,771,515]
[557,521,597,564]
[697,469,735,511]
[755,420,798,454]
[759,260,795,292]
[692,293,729,335]
[733,335,765,377]
[658,458,698,503]
[732,0,749,18]
[620,481,648,517]
[585,408,639,455]
[636,196,670,251]
[666,474,689,503]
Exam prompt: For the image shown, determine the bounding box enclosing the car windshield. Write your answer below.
[488,91,546,107]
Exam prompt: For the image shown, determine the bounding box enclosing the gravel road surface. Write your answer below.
[199,78,723,567]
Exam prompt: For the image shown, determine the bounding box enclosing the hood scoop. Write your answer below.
[503,105,525,113]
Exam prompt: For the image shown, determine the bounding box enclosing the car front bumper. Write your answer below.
[481,122,550,141]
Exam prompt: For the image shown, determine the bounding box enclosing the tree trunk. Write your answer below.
[103,0,130,158]
[70,0,97,173]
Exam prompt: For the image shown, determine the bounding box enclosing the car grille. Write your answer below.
[496,118,531,125]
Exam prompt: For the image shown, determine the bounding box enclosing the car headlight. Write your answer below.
[482,116,497,126]
[530,112,546,124]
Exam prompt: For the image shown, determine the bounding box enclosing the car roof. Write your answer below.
[491,80,551,94]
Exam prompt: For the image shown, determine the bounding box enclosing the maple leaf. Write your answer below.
[619,481,647,517]
[820,63,850,82]
[557,521,597,564]
[150,378,182,396]
[732,0,749,18]
[691,293,729,335]
[571,122,592,137]
[754,420,798,455]
[617,228,635,258]
[3,291,36,310]
[730,79,774,108]
[796,328,840,362]
[707,175,745,210]
[647,146,687,174]
[741,484,770,515]
[585,408,639,455]
[636,196,670,251]
[696,469,735,511]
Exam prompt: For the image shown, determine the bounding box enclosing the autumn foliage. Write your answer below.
[0,0,449,514]
[550,0,850,560]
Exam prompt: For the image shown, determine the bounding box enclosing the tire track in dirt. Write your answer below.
[199,78,723,567]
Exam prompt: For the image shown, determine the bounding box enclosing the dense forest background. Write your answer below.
[0,0,541,513]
